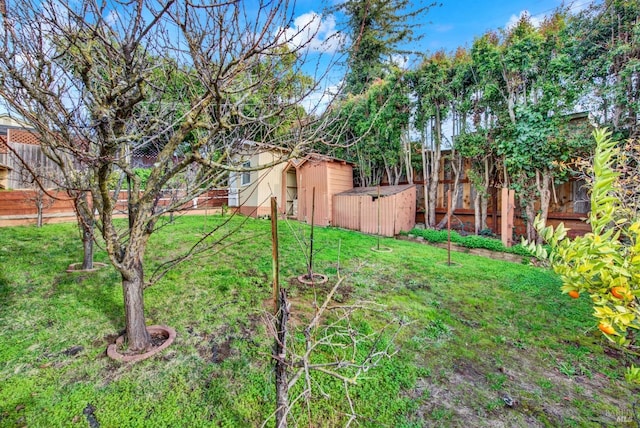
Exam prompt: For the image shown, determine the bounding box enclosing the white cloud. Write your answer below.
[105,9,119,26]
[282,11,344,54]
[390,54,409,70]
[300,82,341,114]
[506,10,544,30]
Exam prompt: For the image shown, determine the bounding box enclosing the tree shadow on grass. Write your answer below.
[51,266,123,330]
[0,270,13,316]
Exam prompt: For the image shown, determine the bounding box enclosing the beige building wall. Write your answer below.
[232,150,287,217]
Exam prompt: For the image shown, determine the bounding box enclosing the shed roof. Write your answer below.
[336,184,415,197]
[285,153,353,170]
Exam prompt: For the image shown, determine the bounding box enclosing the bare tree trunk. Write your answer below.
[427,114,442,227]
[82,226,94,270]
[421,133,429,222]
[473,191,482,234]
[74,192,95,270]
[403,131,413,185]
[525,199,536,243]
[535,169,552,244]
[481,194,489,233]
[387,163,401,186]
[481,158,490,231]
[436,151,462,230]
[382,156,392,186]
[122,259,151,352]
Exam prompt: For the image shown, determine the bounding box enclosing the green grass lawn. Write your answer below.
[1,214,638,427]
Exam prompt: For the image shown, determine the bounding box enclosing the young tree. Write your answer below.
[435,47,474,230]
[469,13,589,240]
[529,129,639,347]
[330,70,410,186]
[0,0,334,352]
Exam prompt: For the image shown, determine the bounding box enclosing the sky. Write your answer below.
[289,0,594,61]
[416,0,592,54]
[1,0,596,116]
[284,0,595,111]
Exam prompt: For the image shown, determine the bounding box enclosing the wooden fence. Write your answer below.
[0,189,228,227]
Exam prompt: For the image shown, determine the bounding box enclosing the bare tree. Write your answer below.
[21,171,55,227]
[0,0,342,352]
[264,274,405,427]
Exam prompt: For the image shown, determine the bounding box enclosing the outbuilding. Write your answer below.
[281,154,354,226]
[332,184,416,237]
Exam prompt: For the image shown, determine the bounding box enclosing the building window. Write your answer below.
[241,161,251,186]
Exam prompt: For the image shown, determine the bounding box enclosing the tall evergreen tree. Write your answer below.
[335,0,436,94]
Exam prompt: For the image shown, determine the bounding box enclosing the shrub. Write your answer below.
[410,228,463,244]
[409,227,538,258]
[526,129,640,347]
[458,235,506,252]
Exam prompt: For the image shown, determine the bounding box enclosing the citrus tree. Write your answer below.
[527,128,639,347]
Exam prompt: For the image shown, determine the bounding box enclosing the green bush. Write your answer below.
[409,228,537,258]
[507,243,538,257]
[458,235,506,252]
[410,228,462,244]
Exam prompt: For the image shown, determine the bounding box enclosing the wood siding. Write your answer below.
[333,185,416,237]
[294,159,354,226]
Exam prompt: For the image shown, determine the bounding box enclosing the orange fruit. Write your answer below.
[568,290,580,299]
[598,323,615,335]
[611,287,627,299]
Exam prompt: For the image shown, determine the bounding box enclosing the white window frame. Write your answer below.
[241,161,251,186]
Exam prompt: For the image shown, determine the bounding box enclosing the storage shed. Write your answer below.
[333,185,416,237]
[281,154,354,226]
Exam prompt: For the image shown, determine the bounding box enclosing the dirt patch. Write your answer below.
[406,349,636,427]
[196,315,263,364]
[210,338,233,364]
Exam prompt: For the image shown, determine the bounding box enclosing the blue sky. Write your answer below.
[281,0,593,110]
[417,0,591,53]
[1,0,595,116]
[287,0,594,60]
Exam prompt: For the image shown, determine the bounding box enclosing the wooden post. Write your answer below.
[500,188,515,248]
[447,189,452,266]
[271,197,279,312]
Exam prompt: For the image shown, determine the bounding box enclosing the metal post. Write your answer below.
[308,187,315,279]
[377,185,381,250]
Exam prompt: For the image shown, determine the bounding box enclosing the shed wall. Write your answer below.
[393,185,416,234]
[297,161,331,226]
[333,186,416,237]
[325,162,354,225]
[332,194,361,231]
[359,194,397,236]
